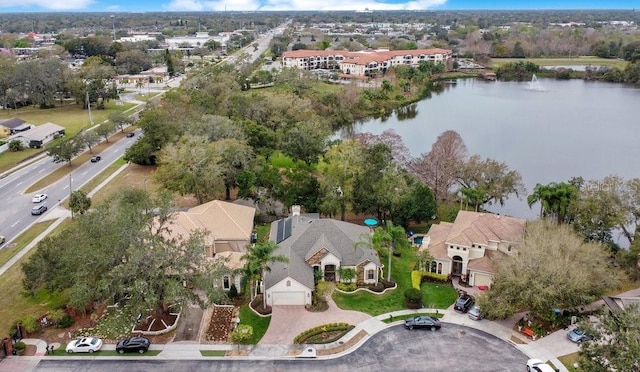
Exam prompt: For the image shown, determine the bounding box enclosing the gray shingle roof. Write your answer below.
[265,216,380,290]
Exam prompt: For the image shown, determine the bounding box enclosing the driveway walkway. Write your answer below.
[259,298,370,344]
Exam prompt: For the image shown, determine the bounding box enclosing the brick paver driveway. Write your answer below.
[259,299,370,344]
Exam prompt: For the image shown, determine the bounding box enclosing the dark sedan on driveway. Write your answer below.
[116,337,150,354]
[404,315,441,330]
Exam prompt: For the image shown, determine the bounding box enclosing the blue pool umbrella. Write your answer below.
[364,218,378,227]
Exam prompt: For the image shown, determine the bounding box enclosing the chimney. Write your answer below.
[292,205,301,216]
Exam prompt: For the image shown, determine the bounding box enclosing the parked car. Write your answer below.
[32,193,48,203]
[116,336,150,354]
[454,294,475,313]
[526,358,557,372]
[126,132,135,138]
[404,315,441,331]
[66,337,103,353]
[31,204,48,215]
[567,328,594,343]
[90,156,101,162]
[468,304,482,320]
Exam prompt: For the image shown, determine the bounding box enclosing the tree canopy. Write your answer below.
[478,220,620,319]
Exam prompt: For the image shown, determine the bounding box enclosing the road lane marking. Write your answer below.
[16,181,23,186]
[38,169,45,173]
[63,185,69,190]
[82,171,88,176]
[11,220,21,228]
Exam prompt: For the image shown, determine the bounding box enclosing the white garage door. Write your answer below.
[272,291,305,306]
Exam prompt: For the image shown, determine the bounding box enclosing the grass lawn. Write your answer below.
[78,157,128,195]
[0,220,54,267]
[333,244,457,316]
[50,346,161,356]
[491,56,629,69]
[0,101,136,174]
[238,304,270,344]
[558,352,579,371]
[200,350,226,357]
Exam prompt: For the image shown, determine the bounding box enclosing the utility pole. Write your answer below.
[69,175,73,219]
[110,15,116,41]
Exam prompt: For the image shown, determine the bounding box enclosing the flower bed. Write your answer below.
[205,306,236,342]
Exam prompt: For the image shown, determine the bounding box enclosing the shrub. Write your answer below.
[336,282,356,292]
[18,315,39,334]
[56,315,74,329]
[14,341,26,351]
[293,323,351,344]
[411,271,422,289]
[421,271,449,283]
[404,288,422,304]
[228,284,238,299]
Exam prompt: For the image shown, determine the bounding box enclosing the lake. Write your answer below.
[352,78,640,228]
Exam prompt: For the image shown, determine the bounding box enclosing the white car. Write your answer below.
[32,193,48,203]
[526,359,557,372]
[66,337,103,353]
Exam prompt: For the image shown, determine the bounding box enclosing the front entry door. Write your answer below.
[452,256,463,277]
[324,265,336,282]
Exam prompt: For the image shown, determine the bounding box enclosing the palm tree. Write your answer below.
[241,240,288,308]
[527,182,577,224]
[371,221,408,281]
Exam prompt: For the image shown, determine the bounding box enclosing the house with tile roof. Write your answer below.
[282,48,452,78]
[160,199,256,292]
[264,210,381,306]
[420,211,525,288]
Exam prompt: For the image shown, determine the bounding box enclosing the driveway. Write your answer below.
[259,299,370,344]
[173,306,203,342]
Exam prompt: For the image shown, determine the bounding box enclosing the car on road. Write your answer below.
[0,236,4,245]
[126,132,135,138]
[454,294,475,313]
[66,337,103,353]
[116,336,150,354]
[90,156,101,162]
[32,193,48,203]
[468,304,482,320]
[404,315,441,331]
[31,204,48,215]
[526,358,557,372]
[567,328,594,343]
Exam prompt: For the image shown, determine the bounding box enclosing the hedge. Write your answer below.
[294,323,351,344]
[411,271,422,289]
[412,271,448,288]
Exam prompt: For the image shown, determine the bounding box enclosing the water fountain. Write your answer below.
[527,74,545,91]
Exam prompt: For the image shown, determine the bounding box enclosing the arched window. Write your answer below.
[286,280,291,287]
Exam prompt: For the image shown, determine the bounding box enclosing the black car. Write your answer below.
[31,204,48,215]
[90,156,101,162]
[404,315,441,330]
[115,337,150,354]
[454,294,475,313]
[126,132,135,138]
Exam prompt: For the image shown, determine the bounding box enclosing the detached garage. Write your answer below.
[266,278,311,307]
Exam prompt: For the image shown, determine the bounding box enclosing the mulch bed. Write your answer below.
[205,307,235,342]
[250,295,271,315]
[134,313,178,333]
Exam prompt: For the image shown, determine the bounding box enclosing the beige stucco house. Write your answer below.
[264,208,381,306]
[162,200,256,292]
[420,211,525,288]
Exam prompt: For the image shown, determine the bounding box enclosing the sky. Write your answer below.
[0,0,637,13]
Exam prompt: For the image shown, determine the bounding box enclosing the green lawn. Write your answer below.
[491,56,629,69]
[558,352,580,371]
[332,245,457,315]
[0,220,54,267]
[238,303,270,344]
[0,101,135,173]
[200,350,226,357]
[0,221,70,335]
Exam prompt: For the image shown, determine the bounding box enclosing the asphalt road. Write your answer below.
[0,131,140,247]
[34,324,528,371]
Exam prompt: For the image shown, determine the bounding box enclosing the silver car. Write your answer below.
[468,304,482,320]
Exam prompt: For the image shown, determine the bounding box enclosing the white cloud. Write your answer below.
[0,0,94,10]
[164,0,447,12]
